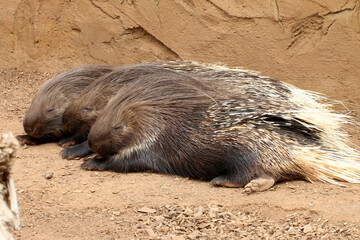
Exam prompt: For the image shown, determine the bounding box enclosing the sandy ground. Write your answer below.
[1,69,360,239]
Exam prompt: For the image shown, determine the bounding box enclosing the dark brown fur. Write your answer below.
[81,68,318,188]
[16,65,116,146]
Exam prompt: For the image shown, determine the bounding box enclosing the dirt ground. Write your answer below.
[1,68,360,240]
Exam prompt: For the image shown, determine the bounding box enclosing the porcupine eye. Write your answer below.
[114,124,124,131]
[82,107,94,112]
[47,108,55,113]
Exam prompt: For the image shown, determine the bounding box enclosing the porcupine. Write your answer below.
[16,65,116,146]
[61,60,297,159]
[80,63,360,192]
[61,62,206,159]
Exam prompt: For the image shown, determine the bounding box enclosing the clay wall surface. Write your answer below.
[1,0,360,108]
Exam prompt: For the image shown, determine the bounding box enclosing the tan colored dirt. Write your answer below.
[1,0,360,239]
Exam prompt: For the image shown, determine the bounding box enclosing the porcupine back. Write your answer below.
[86,62,360,186]
[62,63,203,137]
[199,65,360,185]
[160,61,360,182]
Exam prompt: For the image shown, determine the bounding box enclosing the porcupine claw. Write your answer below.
[15,134,42,145]
[81,154,107,171]
[243,174,275,193]
[58,138,77,147]
[60,141,93,160]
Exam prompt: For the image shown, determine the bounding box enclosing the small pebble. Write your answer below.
[303,224,313,233]
[138,206,156,214]
[113,211,121,216]
[44,171,53,179]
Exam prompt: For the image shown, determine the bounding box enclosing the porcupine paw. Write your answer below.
[60,147,81,160]
[60,143,93,160]
[80,155,107,171]
[210,176,244,188]
[83,153,99,161]
[15,134,40,145]
[244,175,275,193]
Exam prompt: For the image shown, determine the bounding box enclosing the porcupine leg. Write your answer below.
[211,174,276,192]
[61,140,93,160]
[210,148,274,190]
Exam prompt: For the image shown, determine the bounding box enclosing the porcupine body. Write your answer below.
[16,65,116,146]
[78,62,360,192]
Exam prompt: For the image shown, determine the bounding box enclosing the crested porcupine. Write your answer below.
[81,62,360,192]
[61,62,203,159]
[16,65,116,146]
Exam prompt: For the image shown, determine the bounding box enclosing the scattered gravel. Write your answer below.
[131,205,360,239]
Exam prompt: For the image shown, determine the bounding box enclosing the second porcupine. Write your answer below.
[16,65,116,146]
[82,65,360,192]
